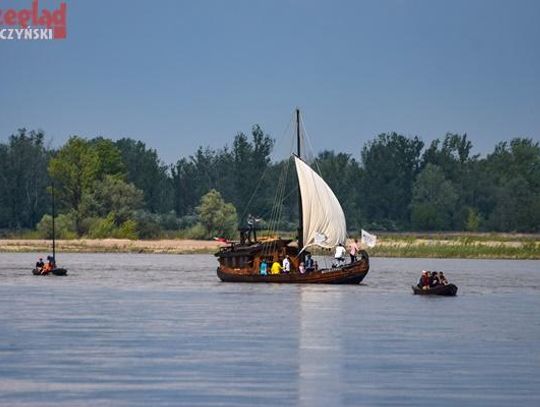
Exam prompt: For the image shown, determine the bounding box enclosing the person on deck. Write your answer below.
[35,258,44,273]
[41,257,55,275]
[349,239,359,263]
[430,271,440,287]
[247,214,254,242]
[282,255,291,273]
[439,272,448,285]
[421,271,431,289]
[259,259,268,275]
[417,271,426,289]
[305,254,315,272]
[334,243,346,266]
[271,260,282,275]
[246,214,261,242]
[299,262,305,274]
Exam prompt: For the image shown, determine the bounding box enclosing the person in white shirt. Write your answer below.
[334,243,346,265]
[282,255,291,273]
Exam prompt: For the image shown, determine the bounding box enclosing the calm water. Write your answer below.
[1,253,539,406]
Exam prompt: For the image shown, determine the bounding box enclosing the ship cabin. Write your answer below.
[216,236,304,274]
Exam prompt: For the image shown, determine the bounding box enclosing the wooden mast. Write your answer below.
[296,108,303,252]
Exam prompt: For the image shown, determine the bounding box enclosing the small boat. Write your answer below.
[32,183,68,276]
[32,268,68,276]
[216,110,370,284]
[412,284,458,296]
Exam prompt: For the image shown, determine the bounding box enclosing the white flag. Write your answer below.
[361,229,377,248]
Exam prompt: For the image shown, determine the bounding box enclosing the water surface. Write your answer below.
[1,253,539,406]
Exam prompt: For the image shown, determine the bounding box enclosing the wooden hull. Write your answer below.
[217,259,369,284]
[412,284,457,296]
[32,268,68,276]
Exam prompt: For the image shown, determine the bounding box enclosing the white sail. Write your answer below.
[294,156,347,251]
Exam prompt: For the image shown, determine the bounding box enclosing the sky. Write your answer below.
[1,0,539,164]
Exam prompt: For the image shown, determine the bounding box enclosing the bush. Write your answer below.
[178,214,198,230]
[196,189,238,239]
[85,215,140,239]
[116,219,139,239]
[181,223,208,239]
[86,214,116,238]
[133,210,161,238]
[158,211,182,230]
[36,213,77,239]
[465,208,481,232]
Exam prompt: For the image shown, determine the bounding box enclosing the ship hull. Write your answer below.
[411,284,457,296]
[217,258,369,284]
[32,268,68,276]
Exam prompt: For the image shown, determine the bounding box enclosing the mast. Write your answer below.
[52,182,56,262]
[296,108,304,252]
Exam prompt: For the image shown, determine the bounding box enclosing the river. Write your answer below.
[1,253,539,406]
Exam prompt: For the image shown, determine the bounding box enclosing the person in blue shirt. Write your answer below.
[259,259,268,275]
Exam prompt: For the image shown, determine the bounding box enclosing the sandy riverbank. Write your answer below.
[1,236,538,259]
[0,239,226,254]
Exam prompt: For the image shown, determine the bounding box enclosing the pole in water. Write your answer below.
[52,182,56,263]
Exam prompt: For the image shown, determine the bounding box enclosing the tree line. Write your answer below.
[0,127,538,239]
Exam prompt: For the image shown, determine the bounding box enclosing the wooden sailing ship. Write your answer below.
[216,110,369,284]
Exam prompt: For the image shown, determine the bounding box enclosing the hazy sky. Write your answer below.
[1,0,539,164]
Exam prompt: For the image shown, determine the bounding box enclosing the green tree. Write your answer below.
[262,157,299,230]
[314,151,364,229]
[411,164,458,230]
[48,136,125,233]
[171,125,273,224]
[196,189,238,239]
[486,138,540,187]
[422,133,474,176]
[115,138,173,213]
[90,137,126,179]
[86,213,139,239]
[48,137,99,220]
[421,133,478,229]
[360,133,424,229]
[487,176,540,232]
[465,207,481,232]
[0,129,51,229]
[484,138,540,232]
[36,213,77,239]
[171,157,201,217]
[80,175,144,226]
[171,146,234,217]
[232,125,274,219]
[0,143,7,227]
[80,176,146,239]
